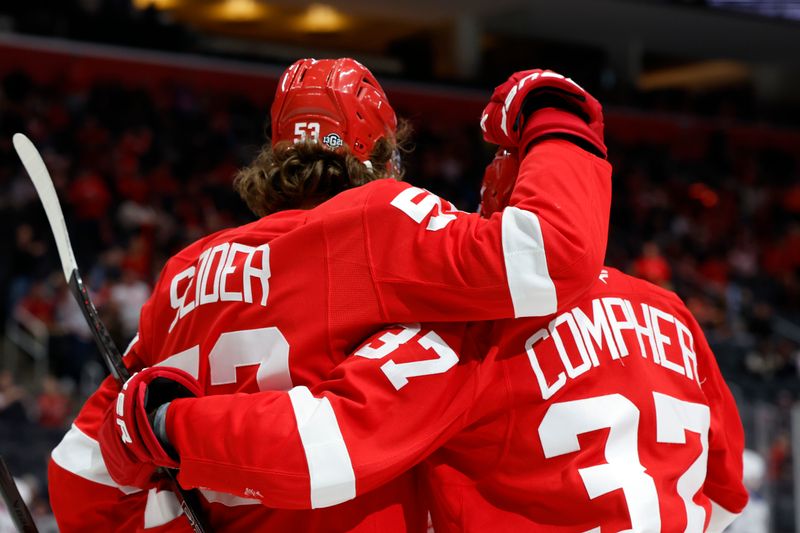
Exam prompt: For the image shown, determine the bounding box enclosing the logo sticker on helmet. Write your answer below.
[323,133,344,149]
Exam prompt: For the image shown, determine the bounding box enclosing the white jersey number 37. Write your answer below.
[539,392,710,533]
[354,323,459,390]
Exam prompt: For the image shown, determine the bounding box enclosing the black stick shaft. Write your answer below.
[13,131,209,533]
[69,274,129,382]
[0,457,38,533]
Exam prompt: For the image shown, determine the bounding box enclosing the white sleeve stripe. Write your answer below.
[501,207,557,317]
[144,489,183,529]
[122,333,140,357]
[199,489,260,507]
[706,499,741,532]
[50,424,140,495]
[288,386,356,508]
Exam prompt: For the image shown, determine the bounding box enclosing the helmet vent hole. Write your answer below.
[355,111,364,121]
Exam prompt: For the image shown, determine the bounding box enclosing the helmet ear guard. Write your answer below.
[479,148,520,217]
[271,58,398,166]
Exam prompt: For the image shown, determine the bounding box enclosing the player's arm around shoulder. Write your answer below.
[360,149,609,325]
[157,322,481,510]
[357,72,611,324]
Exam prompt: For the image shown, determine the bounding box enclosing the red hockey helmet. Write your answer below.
[271,58,397,163]
[479,148,520,217]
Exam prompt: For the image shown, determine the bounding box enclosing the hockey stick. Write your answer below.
[0,456,38,533]
[12,133,209,533]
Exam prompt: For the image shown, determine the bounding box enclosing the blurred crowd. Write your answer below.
[605,131,800,398]
[0,66,798,530]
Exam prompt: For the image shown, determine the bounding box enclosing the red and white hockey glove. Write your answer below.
[480,69,606,158]
[98,367,202,489]
[479,147,520,217]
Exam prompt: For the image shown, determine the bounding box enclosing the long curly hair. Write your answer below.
[234,121,412,217]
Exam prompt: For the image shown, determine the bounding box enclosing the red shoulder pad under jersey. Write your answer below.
[320,139,610,323]
[165,323,482,510]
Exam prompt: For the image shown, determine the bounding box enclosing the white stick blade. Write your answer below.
[13,133,78,280]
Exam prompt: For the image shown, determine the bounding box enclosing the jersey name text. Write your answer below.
[525,297,699,399]
[168,242,271,332]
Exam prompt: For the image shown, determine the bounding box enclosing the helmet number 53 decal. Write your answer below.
[294,122,321,143]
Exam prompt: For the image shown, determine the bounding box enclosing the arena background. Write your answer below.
[0,0,799,531]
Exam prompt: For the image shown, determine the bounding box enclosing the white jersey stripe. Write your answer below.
[706,499,741,533]
[156,344,200,379]
[50,424,140,494]
[143,489,183,529]
[199,489,260,507]
[501,206,557,317]
[288,386,356,508]
[122,333,140,357]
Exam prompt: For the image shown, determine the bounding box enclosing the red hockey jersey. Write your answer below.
[49,139,612,531]
[155,268,747,532]
[424,268,748,532]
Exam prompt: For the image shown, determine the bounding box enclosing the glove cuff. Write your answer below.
[520,107,607,159]
[151,402,179,462]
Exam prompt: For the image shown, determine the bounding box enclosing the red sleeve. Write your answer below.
[166,323,481,509]
[363,139,611,323]
[687,315,748,530]
[48,337,193,532]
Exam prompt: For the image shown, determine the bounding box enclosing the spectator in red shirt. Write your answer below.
[633,241,672,287]
[68,171,111,222]
[17,280,55,327]
[37,375,70,429]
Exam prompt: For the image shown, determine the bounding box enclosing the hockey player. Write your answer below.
[48,62,611,531]
[98,91,747,530]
